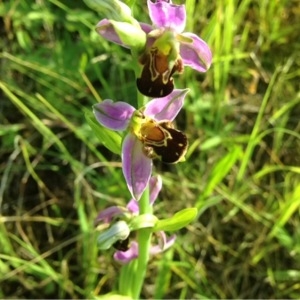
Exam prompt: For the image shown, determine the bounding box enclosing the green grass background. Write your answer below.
[1,0,300,298]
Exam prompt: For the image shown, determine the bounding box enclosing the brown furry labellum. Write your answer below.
[140,120,188,163]
[136,48,183,98]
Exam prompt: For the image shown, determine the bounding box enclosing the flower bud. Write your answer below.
[97,220,130,250]
[85,0,134,24]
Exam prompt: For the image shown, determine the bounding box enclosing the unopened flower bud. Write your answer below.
[97,220,130,250]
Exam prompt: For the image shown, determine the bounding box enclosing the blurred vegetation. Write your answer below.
[1,0,300,298]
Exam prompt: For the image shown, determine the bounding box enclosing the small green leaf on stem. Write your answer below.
[153,208,198,232]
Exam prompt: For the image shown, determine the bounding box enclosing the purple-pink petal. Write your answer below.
[180,32,212,72]
[96,19,128,48]
[139,22,153,34]
[93,100,135,131]
[126,199,139,214]
[114,241,139,263]
[150,232,176,255]
[149,175,162,204]
[126,175,162,213]
[144,89,189,121]
[139,22,156,48]
[95,206,127,225]
[122,133,152,201]
[147,0,186,33]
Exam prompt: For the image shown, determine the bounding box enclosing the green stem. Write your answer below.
[119,187,152,298]
[132,187,153,298]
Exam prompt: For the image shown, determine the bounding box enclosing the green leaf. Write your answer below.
[154,208,198,232]
[85,110,122,155]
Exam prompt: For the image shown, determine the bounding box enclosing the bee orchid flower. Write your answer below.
[93,89,189,200]
[96,0,212,97]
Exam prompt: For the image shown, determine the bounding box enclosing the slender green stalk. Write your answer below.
[119,260,136,297]
[119,184,152,298]
[119,186,152,298]
[133,187,152,298]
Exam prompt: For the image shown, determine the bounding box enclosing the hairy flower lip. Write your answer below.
[141,121,188,164]
[136,44,184,98]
